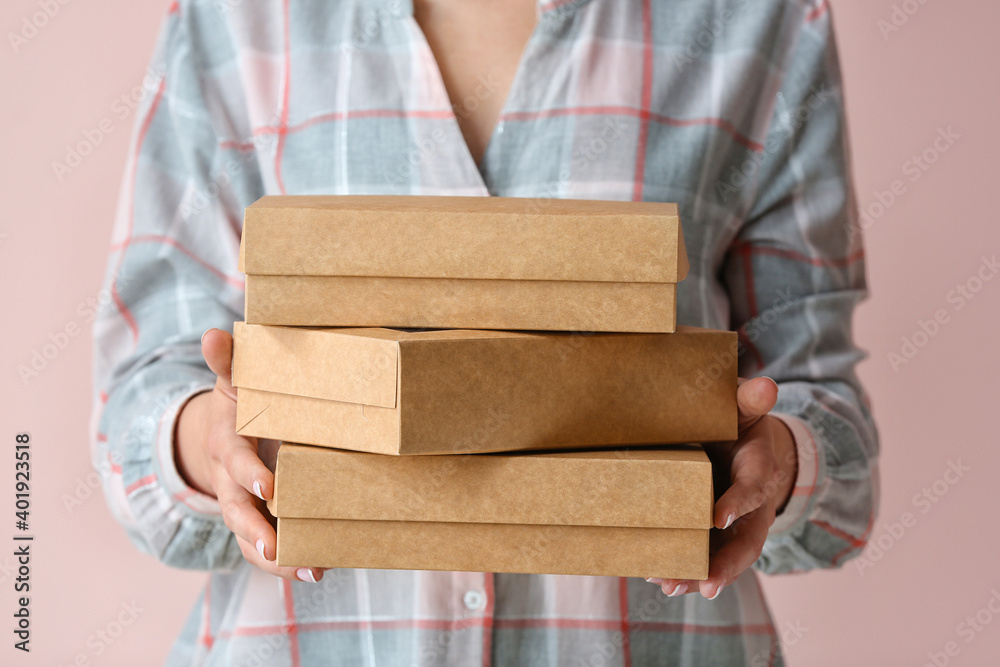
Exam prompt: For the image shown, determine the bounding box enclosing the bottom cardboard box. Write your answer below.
[267,443,714,580]
[275,518,709,580]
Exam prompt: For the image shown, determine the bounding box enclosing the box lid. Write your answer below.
[238,195,688,283]
[232,321,545,412]
[267,443,714,530]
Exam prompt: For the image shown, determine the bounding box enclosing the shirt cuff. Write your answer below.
[154,385,223,516]
[768,412,820,536]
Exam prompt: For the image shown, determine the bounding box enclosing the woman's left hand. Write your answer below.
[648,376,798,599]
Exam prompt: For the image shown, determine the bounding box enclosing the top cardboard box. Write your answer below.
[238,195,688,333]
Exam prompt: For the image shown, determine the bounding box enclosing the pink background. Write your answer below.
[1,1,997,664]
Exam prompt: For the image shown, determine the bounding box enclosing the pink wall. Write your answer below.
[1,0,996,664]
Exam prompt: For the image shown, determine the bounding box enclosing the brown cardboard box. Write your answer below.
[267,443,714,579]
[233,322,737,455]
[238,195,687,333]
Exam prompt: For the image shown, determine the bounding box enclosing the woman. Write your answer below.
[91,0,878,664]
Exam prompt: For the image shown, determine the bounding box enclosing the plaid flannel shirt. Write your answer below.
[90,0,879,665]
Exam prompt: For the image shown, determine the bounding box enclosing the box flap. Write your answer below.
[241,195,687,283]
[270,443,714,530]
[232,322,399,408]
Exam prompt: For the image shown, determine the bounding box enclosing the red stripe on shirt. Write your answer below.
[200,575,214,648]
[110,234,244,288]
[125,474,158,495]
[631,0,653,202]
[221,104,764,154]
[499,106,763,152]
[811,519,865,551]
[741,243,865,269]
[166,1,179,15]
[219,108,455,151]
[829,507,875,566]
[275,0,292,195]
[111,75,168,343]
[806,0,829,23]
[281,579,301,667]
[219,616,489,638]
[619,577,632,667]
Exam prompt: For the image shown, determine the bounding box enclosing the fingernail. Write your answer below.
[255,538,267,561]
[708,584,725,600]
[296,568,318,583]
[202,329,211,344]
[723,513,735,529]
[253,480,265,501]
[645,578,662,584]
[763,376,778,389]
[668,582,688,597]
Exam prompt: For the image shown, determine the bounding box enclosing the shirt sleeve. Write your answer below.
[89,4,257,571]
[719,5,880,575]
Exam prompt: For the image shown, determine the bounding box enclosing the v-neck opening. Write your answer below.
[403,3,551,189]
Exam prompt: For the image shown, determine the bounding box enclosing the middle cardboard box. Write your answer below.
[233,321,737,455]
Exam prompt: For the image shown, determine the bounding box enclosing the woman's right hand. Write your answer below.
[173,328,326,583]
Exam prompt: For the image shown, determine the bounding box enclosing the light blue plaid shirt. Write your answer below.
[91,0,879,665]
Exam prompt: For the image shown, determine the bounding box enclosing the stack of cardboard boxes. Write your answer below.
[232,195,736,580]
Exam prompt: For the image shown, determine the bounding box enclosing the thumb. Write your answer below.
[736,376,778,429]
[202,328,237,400]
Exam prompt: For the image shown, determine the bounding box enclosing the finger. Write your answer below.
[202,328,237,399]
[235,534,326,583]
[649,578,696,597]
[207,403,275,501]
[736,376,778,429]
[713,420,777,527]
[215,470,278,558]
[699,505,772,599]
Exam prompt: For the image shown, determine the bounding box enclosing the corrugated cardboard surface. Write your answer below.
[243,275,678,332]
[239,195,687,332]
[269,443,712,579]
[233,322,738,455]
[240,195,688,282]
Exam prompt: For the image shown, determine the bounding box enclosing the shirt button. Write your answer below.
[463,589,485,611]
